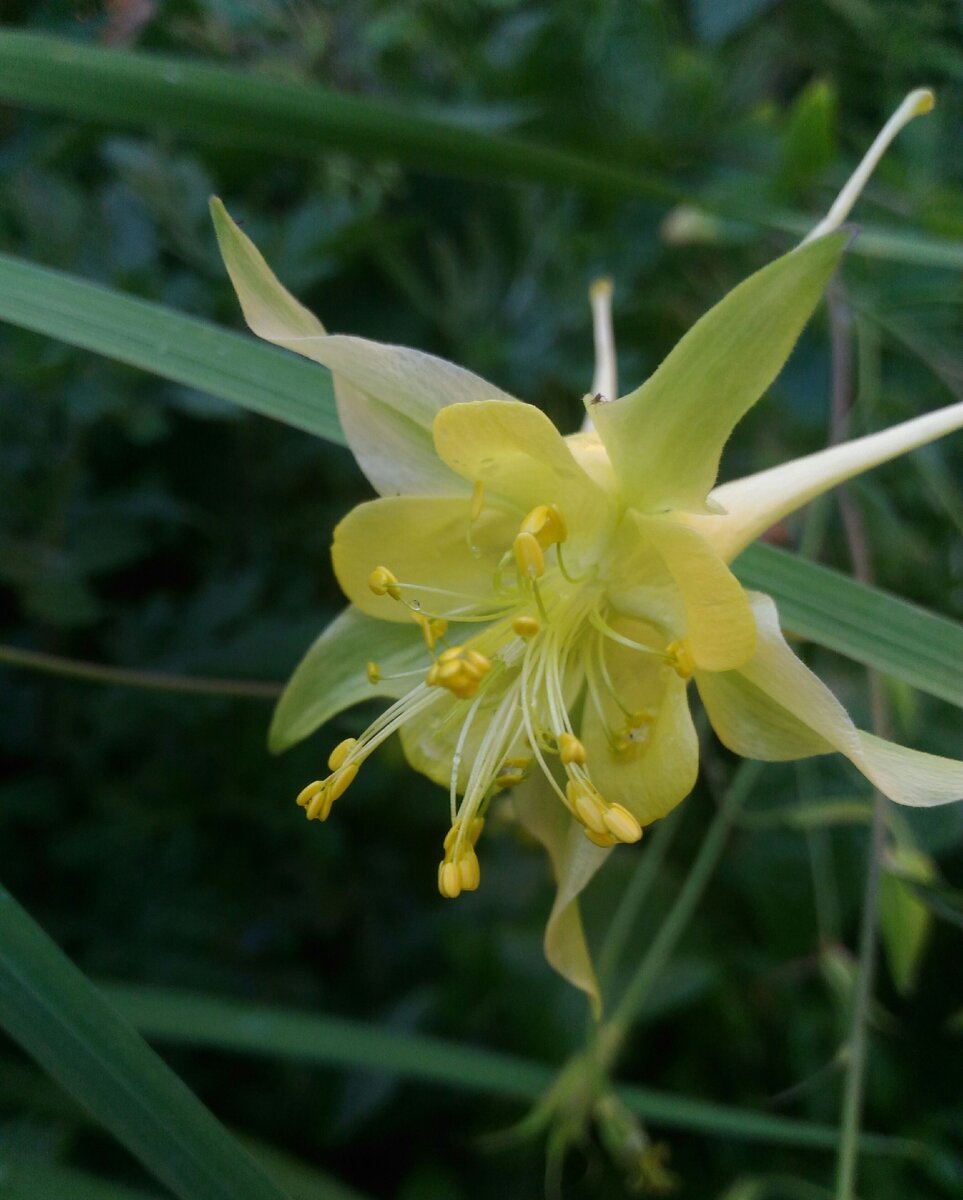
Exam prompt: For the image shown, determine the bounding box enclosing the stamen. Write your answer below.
[513,531,545,579]
[513,614,541,639]
[494,756,531,789]
[566,779,608,834]
[588,608,664,658]
[328,738,357,771]
[411,610,448,651]
[603,803,643,844]
[368,566,401,599]
[470,481,485,522]
[427,645,492,699]
[558,732,587,765]
[665,639,695,680]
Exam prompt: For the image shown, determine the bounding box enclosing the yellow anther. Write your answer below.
[412,610,446,651]
[327,763,358,803]
[428,646,491,699]
[470,480,485,521]
[603,803,643,844]
[306,787,332,821]
[520,503,567,548]
[513,614,540,639]
[296,780,325,808]
[366,661,381,684]
[439,861,463,899]
[584,827,617,848]
[665,639,695,680]
[513,531,545,579]
[566,779,608,835]
[368,566,401,599]
[558,732,587,765]
[458,849,481,892]
[327,738,357,772]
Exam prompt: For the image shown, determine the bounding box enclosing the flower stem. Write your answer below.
[828,291,893,1200]
[599,759,763,1064]
[0,642,282,700]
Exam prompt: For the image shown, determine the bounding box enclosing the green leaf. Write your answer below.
[734,543,963,709]
[0,31,668,200]
[100,980,914,1156]
[0,885,291,1200]
[0,251,340,443]
[0,1164,160,1200]
[591,232,848,513]
[879,846,937,994]
[269,606,428,753]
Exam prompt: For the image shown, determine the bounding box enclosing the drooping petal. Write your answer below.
[580,626,699,825]
[211,197,513,496]
[268,606,429,753]
[433,400,616,560]
[699,593,963,807]
[687,400,963,563]
[513,773,610,1016]
[589,232,848,514]
[630,514,756,671]
[331,494,518,622]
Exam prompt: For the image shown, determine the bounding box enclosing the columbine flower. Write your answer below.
[211,90,963,1003]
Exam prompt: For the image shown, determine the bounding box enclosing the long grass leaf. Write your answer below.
[735,543,963,708]
[0,885,291,1200]
[0,31,668,199]
[0,252,339,443]
[101,980,914,1155]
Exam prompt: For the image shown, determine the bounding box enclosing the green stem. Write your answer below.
[600,759,764,1061]
[0,642,282,700]
[596,801,686,991]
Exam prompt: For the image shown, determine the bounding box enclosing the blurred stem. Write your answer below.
[0,643,282,699]
[596,801,686,992]
[828,291,893,1200]
[598,759,764,1067]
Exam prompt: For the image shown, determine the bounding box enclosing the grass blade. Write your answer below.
[0,885,291,1200]
[0,252,340,443]
[0,254,957,710]
[101,980,914,1156]
[0,1164,160,1200]
[735,543,963,708]
[0,31,669,199]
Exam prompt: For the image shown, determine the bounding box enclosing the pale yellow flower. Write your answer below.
[211,89,963,1004]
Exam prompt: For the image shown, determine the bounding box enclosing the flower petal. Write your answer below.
[580,622,700,824]
[590,232,848,513]
[269,605,428,753]
[699,593,963,806]
[433,400,615,559]
[332,494,517,622]
[211,197,512,495]
[690,399,963,562]
[630,514,756,671]
[513,774,610,1015]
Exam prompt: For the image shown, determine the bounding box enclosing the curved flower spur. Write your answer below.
[211,90,963,1002]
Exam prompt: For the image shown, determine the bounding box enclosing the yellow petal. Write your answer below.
[630,513,756,671]
[332,495,517,622]
[513,773,610,1016]
[580,622,699,825]
[432,401,615,562]
[211,197,511,496]
[699,593,963,806]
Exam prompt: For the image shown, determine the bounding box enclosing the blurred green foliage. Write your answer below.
[1,1,962,1198]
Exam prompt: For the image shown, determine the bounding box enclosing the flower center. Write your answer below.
[298,496,700,896]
